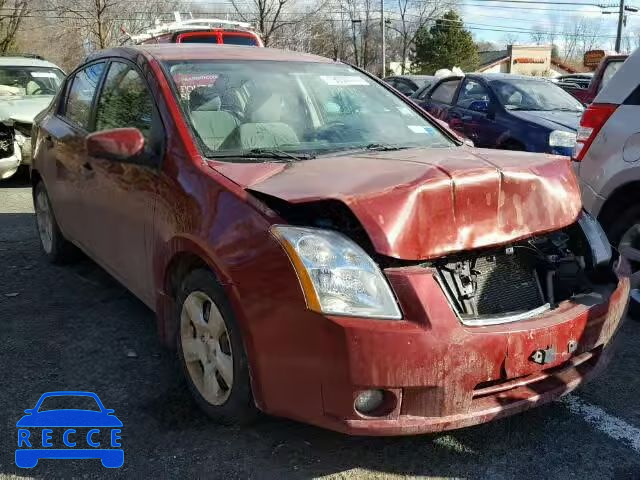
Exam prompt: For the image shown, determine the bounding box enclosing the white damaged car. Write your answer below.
[0,55,64,180]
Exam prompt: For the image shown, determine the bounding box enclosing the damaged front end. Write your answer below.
[0,120,32,180]
[431,212,614,326]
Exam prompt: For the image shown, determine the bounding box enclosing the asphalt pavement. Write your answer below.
[1,169,640,479]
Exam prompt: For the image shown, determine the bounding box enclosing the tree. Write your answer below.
[475,40,497,52]
[53,0,179,51]
[412,10,479,74]
[0,0,28,53]
[530,27,546,46]
[387,0,452,74]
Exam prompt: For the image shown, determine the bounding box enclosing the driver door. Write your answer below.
[450,78,499,148]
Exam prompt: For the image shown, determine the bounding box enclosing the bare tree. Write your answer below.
[387,0,451,74]
[0,0,28,53]
[560,17,602,62]
[501,33,519,47]
[530,27,547,46]
[53,0,177,51]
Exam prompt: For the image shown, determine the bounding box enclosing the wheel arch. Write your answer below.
[155,235,234,347]
[156,237,265,409]
[597,181,640,232]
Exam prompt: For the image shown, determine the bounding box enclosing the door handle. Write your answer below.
[81,162,93,171]
[44,135,54,148]
[461,115,472,122]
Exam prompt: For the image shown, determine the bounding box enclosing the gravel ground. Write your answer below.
[1,170,640,480]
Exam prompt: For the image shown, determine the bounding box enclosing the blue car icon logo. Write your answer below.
[15,391,123,468]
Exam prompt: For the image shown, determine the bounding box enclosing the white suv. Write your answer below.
[574,49,640,268]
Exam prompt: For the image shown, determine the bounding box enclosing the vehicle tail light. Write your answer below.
[572,103,618,161]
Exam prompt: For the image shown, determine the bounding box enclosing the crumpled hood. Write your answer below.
[0,95,53,124]
[212,147,582,260]
[509,109,581,132]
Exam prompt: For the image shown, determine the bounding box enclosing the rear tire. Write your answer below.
[604,205,640,321]
[33,181,77,264]
[176,269,257,425]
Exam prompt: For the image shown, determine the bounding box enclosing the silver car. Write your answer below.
[0,55,64,180]
[575,49,640,267]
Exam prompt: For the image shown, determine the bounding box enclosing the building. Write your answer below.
[477,45,589,77]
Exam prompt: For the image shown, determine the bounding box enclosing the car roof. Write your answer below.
[89,44,335,64]
[0,56,62,69]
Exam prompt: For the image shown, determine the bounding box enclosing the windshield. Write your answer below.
[0,66,64,96]
[490,78,584,112]
[163,60,454,159]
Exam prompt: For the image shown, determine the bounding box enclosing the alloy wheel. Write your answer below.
[180,291,234,405]
[35,189,53,254]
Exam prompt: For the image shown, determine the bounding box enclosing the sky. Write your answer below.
[459,0,639,52]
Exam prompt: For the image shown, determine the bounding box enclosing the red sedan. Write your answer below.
[31,45,629,435]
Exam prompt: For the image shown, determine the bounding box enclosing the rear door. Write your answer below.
[422,78,462,122]
[80,59,164,306]
[38,62,106,244]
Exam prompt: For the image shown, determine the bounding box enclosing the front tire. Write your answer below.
[177,269,257,424]
[33,181,77,264]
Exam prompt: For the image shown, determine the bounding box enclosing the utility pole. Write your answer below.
[380,0,386,77]
[615,0,625,53]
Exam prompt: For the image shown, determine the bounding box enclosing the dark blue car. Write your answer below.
[414,73,584,156]
[15,391,123,468]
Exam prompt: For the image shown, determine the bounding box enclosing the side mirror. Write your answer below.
[86,128,145,163]
[105,409,115,414]
[469,100,490,113]
[24,409,34,414]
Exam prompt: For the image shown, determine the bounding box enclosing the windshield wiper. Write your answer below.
[208,148,315,162]
[361,143,412,152]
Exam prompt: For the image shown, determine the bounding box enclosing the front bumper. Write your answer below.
[314,259,629,436]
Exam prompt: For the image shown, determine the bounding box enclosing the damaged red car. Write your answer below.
[31,45,629,435]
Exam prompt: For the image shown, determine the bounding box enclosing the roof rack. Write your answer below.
[130,12,255,44]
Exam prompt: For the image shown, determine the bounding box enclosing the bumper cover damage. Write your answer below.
[318,259,629,436]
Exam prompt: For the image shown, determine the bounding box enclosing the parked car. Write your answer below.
[416,73,584,155]
[561,55,627,105]
[131,16,263,46]
[553,73,593,89]
[384,75,435,96]
[0,55,64,180]
[31,44,628,436]
[574,47,640,272]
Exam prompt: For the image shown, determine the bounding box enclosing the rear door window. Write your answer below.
[430,79,461,104]
[63,62,105,130]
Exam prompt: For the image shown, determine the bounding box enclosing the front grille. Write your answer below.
[436,251,545,323]
[473,255,542,315]
[0,125,13,158]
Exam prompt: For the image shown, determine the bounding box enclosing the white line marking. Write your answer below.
[562,394,640,453]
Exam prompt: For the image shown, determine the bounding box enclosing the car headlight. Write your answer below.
[271,225,402,319]
[549,130,576,148]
